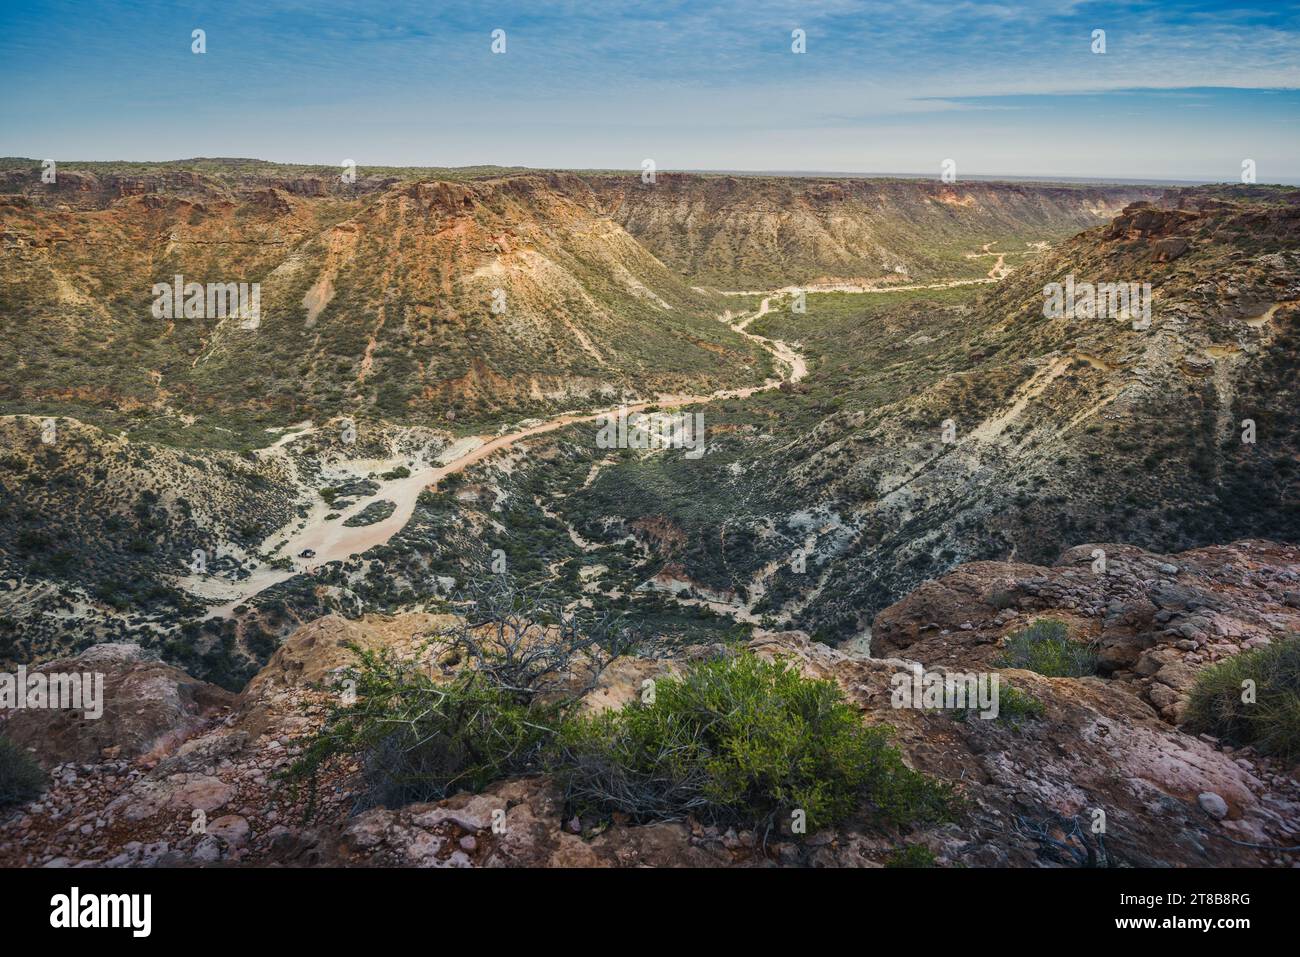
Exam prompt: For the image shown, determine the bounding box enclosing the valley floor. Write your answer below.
[173,242,1011,622]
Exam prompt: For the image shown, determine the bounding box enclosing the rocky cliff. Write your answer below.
[0,162,1156,440]
[543,187,1300,642]
[2,539,1295,868]
[584,174,1161,287]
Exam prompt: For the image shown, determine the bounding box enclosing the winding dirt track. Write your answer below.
[188,302,807,617]
[189,252,1016,617]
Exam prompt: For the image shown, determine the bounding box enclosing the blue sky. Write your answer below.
[1,1,1297,181]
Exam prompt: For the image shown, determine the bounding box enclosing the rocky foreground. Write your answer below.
[2,539,1298,868]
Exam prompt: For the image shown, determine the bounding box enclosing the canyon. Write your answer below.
[0,159,1297,868]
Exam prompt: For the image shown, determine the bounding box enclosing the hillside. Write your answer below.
[0,165,767,445]
[527,187,1300,640]
[584,174,1162,287]
[1,170,1294,690]
[0,163,1156,446]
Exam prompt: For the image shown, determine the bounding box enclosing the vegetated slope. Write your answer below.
[0,161,1160,447]
[583,174,1163,288]
[0,163,765,445]
[549,187,1300,641]
[251,174,762,425]
[0,414,296,675]
[0,410,457,687]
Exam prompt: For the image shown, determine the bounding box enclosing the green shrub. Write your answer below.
[995,684,1045,720]
[885,844,937,868]
[953,682,1044,723]
[0,736,45,808]
[282,577,631,814]
[283,645,558,811]
[552,651,952,835]
[998,618,1098,677]
[1184,638,1300,761]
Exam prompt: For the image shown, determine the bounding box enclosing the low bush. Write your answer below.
[552,651,952,836]
[283,585,953,838]
[1184,637,1300,761]
[282,577,632,814]
[284,645,557,810]
[954,682,1044,723]
[998,618,1098,677]
[995,684,1046,720]
[885,844,937,868]
[0,736,45,808]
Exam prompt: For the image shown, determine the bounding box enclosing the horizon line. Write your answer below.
[3,156,1296,188]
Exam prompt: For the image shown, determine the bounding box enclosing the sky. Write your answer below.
[1,0,1298,182]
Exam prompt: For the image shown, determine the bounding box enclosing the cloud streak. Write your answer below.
[0,0,1296,179]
